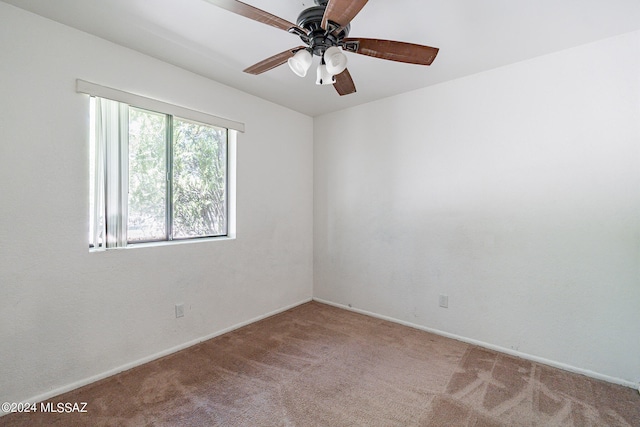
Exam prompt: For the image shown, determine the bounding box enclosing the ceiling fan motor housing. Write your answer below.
[296,6,350,57]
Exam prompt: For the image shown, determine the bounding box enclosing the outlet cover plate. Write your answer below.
[175,303,184,318]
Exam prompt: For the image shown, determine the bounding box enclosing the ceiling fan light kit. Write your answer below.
[289,46,347,85]
[207,0,439,96]
[323,46,348,75]
[316,62,336,85]
[287,49,313,77]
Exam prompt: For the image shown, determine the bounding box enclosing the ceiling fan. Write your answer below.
[206,0,439,96]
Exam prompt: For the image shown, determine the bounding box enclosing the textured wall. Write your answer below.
[314,31,640,385]
[0,3,313,404]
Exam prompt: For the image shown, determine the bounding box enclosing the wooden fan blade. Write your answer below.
[343,38,439,65]
[322,0,368,30]
[205,0,302,33]
[334,68,356,96]
[243,47,306,75]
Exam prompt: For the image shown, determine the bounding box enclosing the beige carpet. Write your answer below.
[2,302,639,426]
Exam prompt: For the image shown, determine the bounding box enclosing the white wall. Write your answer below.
[314,31,640,386]
[0,3,313,404]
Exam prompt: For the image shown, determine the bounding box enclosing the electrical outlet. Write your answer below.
[175,303,184,318]
[439,295,449,308]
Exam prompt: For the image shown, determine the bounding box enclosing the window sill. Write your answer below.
[89,235,236,252]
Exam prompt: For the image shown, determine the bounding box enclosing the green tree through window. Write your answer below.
[128,107,167,242]
[173,118,227,238]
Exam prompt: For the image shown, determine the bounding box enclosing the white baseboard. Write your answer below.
[1,298,313,416]
[313,297,639,390]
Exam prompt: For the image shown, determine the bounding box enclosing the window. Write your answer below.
[82,81,242,249]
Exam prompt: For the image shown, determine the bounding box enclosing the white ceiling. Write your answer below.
[4,0,640,116]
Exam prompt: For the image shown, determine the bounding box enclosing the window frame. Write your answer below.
[80,80,241,250]
[127,106,230,244]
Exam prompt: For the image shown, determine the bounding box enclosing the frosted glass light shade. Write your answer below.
[316,64,336,85]
[324,46,348,75]
[287,49,313,77]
